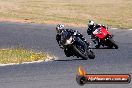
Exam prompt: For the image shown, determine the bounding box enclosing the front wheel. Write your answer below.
[108,38,118,49]
[64,49,71,57]
[72,45,88,60]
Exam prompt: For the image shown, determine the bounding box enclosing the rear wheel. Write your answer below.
[87,50,95,59]
[95,44,100,49]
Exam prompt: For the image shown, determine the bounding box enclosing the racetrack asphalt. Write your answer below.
[0,22,131,88]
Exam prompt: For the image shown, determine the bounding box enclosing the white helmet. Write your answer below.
[56,24,65,33]
[88,20,95,26]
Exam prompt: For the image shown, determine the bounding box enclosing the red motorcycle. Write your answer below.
[92,26,118,49]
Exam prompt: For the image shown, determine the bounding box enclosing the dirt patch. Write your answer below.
[0,18,86,27]
[0,18,31,23]
[0,0,132,28]
[43,20,86,27]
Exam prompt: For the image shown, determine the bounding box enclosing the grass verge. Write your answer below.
[0,0,132,28]
[0,48,52,64]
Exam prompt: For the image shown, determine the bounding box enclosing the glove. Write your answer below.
[59,45,64,49]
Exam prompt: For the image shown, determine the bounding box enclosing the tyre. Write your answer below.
[95,44,100,49]
[108,39,118,49]
[72,45,88,60]
[87,50,95,59]
[64,49,71,57]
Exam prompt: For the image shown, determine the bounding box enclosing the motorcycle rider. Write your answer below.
[56,24,89,48]
[87,20,108,47]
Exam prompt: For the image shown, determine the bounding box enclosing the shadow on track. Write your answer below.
[54,58,86,62]
[91,47,117,49]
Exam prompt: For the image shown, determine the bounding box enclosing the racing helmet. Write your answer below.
[56,24,65,33]
[88,20,95,27]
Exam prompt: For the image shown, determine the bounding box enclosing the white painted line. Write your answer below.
[0,56,58,66]
[112,28,118,30]
[0,63,19,66]
[111,28,132,30]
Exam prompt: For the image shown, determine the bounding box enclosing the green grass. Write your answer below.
[0,48,50,64]
[0,0,132,28]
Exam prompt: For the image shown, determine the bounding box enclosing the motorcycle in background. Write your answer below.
[92,26,118,49]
